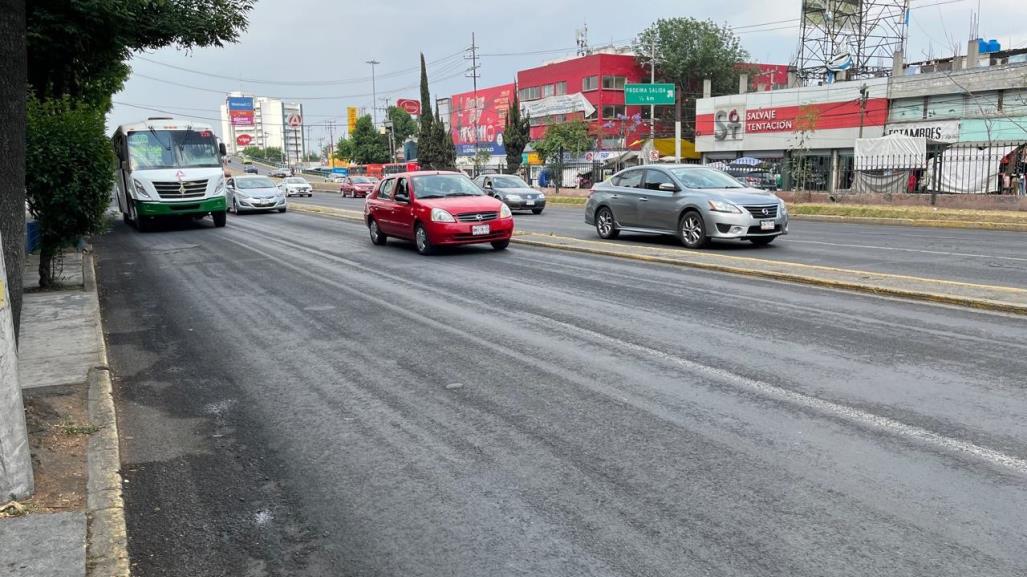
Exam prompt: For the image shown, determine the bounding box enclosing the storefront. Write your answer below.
[695,78,889,191]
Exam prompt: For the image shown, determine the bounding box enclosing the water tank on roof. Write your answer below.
[977,38,1001,54]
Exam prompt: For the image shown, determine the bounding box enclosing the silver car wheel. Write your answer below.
[597,210,614,236]
[680,214,705,246]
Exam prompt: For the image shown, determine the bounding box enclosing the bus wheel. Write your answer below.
[212,211,227,228]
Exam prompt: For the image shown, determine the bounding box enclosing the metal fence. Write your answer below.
[722,142,1027,195]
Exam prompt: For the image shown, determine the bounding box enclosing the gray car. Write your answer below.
[585,165,788,248]
[473,174,547,214]
[227,175,287,214]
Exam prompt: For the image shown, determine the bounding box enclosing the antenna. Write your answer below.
[576,21,590,56]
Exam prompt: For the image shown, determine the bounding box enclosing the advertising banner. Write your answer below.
[449,83,515,156]
[227,96,255,127]
[347,107,358,134]
[520,93,596,120]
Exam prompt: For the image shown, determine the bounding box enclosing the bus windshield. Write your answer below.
[127,129,221,170]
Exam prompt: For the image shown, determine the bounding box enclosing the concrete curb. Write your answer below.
[289,203,365,222]
[82,253,130,577]
[791,213,1027,232]
[511,235,1027,316]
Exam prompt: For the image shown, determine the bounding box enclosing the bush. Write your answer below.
[26,95,114,287]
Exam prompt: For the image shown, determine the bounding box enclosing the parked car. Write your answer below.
[725,169,778,191]
[364,171,514,255]
[473,174,546,215]
[241,158,253,165]
[243,166,259,174]
[279,177,313,197]
[270,167,290,178]
[227,175,287,214]
[339,176,377,198]
[585,165,788,248]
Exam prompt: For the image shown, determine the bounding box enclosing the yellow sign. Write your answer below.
[347,107,358,134]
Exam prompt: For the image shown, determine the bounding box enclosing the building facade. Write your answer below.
[220,93,306,164]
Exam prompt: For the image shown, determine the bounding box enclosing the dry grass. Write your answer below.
[789,203,1027,224]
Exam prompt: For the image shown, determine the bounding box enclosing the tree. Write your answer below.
[472,149,492,173]
[634,18,749,139]
[532,120,593,164]
[27,0,255,107]
[26,96,114,287]
[416,53,438,168]
[350,115,390,164]
[0,0,26,337]
[385,106,418,145]
[503,90,530,174]
[333,137,355,163]
[432,105,456,170]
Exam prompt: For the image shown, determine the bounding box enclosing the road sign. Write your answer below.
[347,107,358,133]
[286,113,302,127]
[396,99,421,115]
[236,134,252,146]
[625,83,676,105]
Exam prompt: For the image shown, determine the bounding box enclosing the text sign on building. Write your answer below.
[885,120,960,143]
[625,83,675,105]
[236,134,253,146]
[396,99,421,116]
[227,97,254,127]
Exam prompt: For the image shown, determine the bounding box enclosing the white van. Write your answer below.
[111,118,228,231]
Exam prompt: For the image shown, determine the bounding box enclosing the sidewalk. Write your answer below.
[1,250,127,577]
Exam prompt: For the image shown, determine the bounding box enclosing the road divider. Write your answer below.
[288,201,1027,315]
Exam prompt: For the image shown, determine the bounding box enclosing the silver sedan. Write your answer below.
[227,175,287,214]
[585,165,788,248]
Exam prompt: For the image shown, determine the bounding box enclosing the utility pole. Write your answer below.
[649,37,656,144]
[858,83,869,138]
[326,120,336,168]
[465,33,481,159]
[366,58,381,125]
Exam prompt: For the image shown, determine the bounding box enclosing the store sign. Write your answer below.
[450,83,515,156]
[885,120,960,142]
[396,99,421,115]
[714,108,745,141]
[236,134,253,146]
[227,97,254,127]
[347,107,358,134]
[700,100,888,139]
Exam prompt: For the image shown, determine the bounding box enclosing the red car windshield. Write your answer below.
[412,175,484,199]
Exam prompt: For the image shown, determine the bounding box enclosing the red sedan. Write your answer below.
[364,171,514,255]
[339,176,377,198]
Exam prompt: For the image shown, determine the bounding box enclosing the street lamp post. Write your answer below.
[366,59,380,125]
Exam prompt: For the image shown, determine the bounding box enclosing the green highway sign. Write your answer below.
[625,83,676,105]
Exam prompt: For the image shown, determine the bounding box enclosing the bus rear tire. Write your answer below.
[212,211,227,228]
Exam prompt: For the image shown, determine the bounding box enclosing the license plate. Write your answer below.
[472,224,490,236]
[760,220,775,231]
[526,200,535,206]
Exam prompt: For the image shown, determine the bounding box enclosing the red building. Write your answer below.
[516,51,648,150]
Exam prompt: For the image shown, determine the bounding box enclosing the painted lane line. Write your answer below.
[534,315,1027,477]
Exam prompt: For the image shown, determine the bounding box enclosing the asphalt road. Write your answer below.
[298,191,1027,288]
[96,210,1027,576]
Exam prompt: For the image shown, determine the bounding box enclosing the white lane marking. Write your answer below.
[537,316,1027,476]
[786,239,1027,263]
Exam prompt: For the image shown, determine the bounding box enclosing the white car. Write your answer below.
[279,177,313,197]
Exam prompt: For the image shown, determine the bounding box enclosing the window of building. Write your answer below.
[602,76,626,90]
[602,104,625,120]
[970,91,1000,116]
[1003,88,1027,115]
[555,81,567,96]
[518,86,542,101]
[583,76,599,91]
[888,97,925,122]
[926,94,965,119]
[542,84,555,98]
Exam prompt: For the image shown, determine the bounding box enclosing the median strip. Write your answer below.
[287,201,1027,315]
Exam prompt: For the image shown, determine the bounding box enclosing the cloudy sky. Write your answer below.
[108,0,1027,149]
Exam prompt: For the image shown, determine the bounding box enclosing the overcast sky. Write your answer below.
[108,0,1027,149]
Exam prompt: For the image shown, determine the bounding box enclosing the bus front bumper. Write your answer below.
[136,197,227,217]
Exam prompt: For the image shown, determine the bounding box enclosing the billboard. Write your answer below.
[347,106,358,134]
[227,96,254,126]
[449,83,515,156]
[396,99,421,116]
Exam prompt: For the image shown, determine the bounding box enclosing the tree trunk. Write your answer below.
[38,241,55,289]
[0,0,26,337]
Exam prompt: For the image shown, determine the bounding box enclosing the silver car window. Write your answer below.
[643,169,674,190]
[614,169,644,188]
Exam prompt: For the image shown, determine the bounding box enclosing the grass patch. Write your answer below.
[789,203,1027,223]
[56,421,102,436]
[545,196,588,205]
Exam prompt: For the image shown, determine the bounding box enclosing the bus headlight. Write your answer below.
[132,179,152,199]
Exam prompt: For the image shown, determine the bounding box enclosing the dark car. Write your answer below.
[243,166,259,174]
[472,174,546,214]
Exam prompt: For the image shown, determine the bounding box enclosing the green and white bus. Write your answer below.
[111,118,228,231]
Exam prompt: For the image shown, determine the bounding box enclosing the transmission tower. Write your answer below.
[796,0,909,83]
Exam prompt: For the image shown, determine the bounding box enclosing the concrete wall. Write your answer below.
[0,229,33,499]
[777,190,1027,211]
[889,63,1027,99]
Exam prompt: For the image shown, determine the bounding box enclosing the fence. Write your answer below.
[721,142,1027,195]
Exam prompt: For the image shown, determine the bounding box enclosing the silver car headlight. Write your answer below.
[132,179,153,199]
[780,202,788,216]
[537,192,546,199]
[708,199,742,214]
